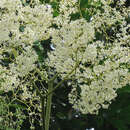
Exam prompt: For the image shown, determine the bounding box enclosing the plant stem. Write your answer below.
[41,96,45,130]
[45,81,53,130]
[32,81,43,98]
[45,60,80,97]
[44,56,80,130]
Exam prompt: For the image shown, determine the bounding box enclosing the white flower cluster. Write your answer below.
[0,0,53,46]
[0,0,53,90]
[0,0,53,127]
[46,0,130,114]
[0,0,130,119]
[46,18,95,76]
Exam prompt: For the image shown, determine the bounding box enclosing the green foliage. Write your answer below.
[50,1,60,17]
[49,84,130,130]
[0,96,26,129]
[79,0,102,21]
[118,84,130,94]
[95,84,130,130]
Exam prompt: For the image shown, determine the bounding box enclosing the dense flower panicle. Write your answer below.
[0,0,53,47]
[9,47,38,77]
[46,18,95,76]
[59,0,78,16]
[0,0,130,128]
[0,0,53,128]
[0,0,53,80]
[0,0,51,101]
[46,0,130,114]
[53,0,78,27]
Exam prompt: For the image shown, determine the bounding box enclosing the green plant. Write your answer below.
[0,0,129,130]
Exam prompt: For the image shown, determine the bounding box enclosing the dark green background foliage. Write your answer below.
[0,0,130,130]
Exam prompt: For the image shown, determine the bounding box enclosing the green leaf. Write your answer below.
[110,119,128,130]
[56,112,66,120]
[19,25,25,32]
[53,11,59,17]
[12,48,18,58]
[117,84,130,94]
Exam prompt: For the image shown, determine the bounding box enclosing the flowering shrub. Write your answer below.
[46,0,130,114]
[0,0,129,129]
